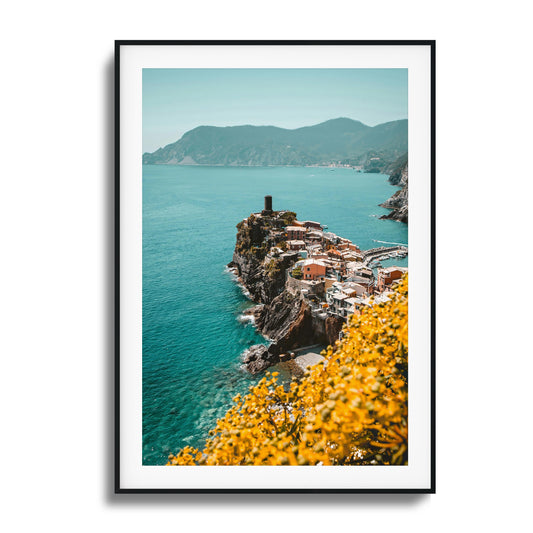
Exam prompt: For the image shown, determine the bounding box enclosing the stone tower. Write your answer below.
[262,195,273,215]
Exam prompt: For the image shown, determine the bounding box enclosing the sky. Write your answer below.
[142,69,407,153]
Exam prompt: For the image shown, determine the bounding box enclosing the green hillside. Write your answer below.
[143,117,407,167]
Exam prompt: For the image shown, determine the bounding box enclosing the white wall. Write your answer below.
[2,1,532,531]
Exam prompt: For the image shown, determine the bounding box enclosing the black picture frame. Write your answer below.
[115,40,435,494]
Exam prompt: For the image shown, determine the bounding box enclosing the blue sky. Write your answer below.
[142,69,407,153]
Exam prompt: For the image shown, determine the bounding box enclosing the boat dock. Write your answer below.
[362,245,408,266]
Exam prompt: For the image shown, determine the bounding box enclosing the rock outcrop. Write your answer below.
[241,345,277,375]
[231,251,299,304]
[228,211,299,304]
[325,315,345,346]
[230,210,335,374]
[243,291,329,374]
[241,293,347,374]
[381,162,408,223]
[254,291,306,341]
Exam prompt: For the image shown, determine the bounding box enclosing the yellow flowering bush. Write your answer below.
[168,276,408,466]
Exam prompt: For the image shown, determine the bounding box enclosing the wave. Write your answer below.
[239,285,252,298]
[224,265,239,278]
[240,347,252,361]
[237,313,255,325]
[224,265,252,298]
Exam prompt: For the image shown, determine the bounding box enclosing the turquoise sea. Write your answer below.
[142,165,408,465]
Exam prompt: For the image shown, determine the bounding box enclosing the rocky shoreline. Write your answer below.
[229,265,344,374]
[228,212,342,374]
[380,156,408,223]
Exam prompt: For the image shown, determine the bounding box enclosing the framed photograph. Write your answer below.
[116,40,435,493]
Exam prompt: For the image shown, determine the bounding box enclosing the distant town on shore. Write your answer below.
[143,117,407,172]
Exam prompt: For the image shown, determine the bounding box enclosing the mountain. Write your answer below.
[142,117,407,167]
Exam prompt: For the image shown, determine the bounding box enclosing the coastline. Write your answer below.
[142,162,391,172]
[228,200,408,375]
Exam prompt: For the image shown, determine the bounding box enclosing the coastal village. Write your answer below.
[251,195,407,325]
[230,195,408,374]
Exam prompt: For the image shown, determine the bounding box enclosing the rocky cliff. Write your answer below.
[242,292,315,374]
[241,291,343,374]
[228,211,299,304]
[231,250,299,305]
[229,210,343,374]
[381,161,408,223]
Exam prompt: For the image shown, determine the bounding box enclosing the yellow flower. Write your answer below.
[167,275,408,466]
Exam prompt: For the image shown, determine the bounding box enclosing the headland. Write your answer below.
[228,196,408,374]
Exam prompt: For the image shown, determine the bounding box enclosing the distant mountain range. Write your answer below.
[142,117,407,168]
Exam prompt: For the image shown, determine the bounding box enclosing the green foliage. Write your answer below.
[280,211,297,226]
[235,215,269,259]
[266,258,282,279]
[291,267,303,280]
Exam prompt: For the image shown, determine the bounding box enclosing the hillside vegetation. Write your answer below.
[168,275,408,466]
[143,117,407,168]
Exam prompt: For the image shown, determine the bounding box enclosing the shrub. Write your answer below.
[168,276,408,466]
[266,258,281,279]
[291,267,303,280]
[280,211,297,225]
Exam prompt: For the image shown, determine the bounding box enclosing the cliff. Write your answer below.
[382,152,407,184]
[231,249,299,305]
[242,292,315,374]
[241,292,343,374]
[229,211,299,304]
[380,158,408,223]
[229,210,342,374]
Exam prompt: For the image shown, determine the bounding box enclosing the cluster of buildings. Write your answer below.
[256,196,408,323]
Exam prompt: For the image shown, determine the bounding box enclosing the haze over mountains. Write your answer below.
[142,117,407,168]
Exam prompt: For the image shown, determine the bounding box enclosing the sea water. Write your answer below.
[142,165,408,464]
